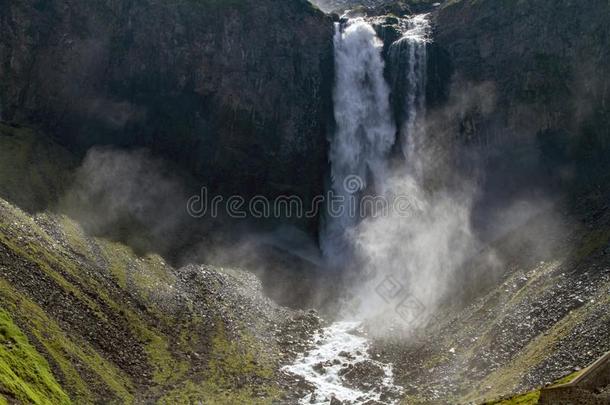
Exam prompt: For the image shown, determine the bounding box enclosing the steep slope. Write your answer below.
[371,200,610,404]
[0,196,321,404]
[0,0,334,228]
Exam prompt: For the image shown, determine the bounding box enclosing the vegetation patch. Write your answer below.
[0,281,134,403]
[0,309,71,405]
[550,369,582,386]
[159,321,281,404]
[99,239,131,289]
[485,390,540,405]
[483,367,588,404]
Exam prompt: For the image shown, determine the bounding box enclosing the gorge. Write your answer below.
[0,0,609,404]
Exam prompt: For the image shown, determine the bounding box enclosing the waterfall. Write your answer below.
[321,19,396,265]
[291,12,471,403]
[389,14,430,176]
[326,14,482,332]
[321,15,431,266]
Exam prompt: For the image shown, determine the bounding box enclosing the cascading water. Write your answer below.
[321,15,431,266]
[389,14,430,176]
[341,12,480,331]
[285,14,437,405]
[320,19,396,266]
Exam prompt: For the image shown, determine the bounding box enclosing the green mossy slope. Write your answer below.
[0,196,291,403]
[0,309,70,404]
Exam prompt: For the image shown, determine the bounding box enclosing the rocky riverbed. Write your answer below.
[283,321,403,404]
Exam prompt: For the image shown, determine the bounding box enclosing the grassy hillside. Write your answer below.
[0,122,326,403]
[0,309,70,404]
[0,195,313,403]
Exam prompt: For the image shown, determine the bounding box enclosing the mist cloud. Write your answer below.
[60,147,191,255]
[337,78,503,336]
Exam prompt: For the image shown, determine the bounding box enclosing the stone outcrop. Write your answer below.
[539,351,610,404]
[312,0,440,15]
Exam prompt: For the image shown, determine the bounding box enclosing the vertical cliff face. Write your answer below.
[0,0,334,225]
[431,0,610,205]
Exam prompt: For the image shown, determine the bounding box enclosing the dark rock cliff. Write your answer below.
[0,0,334,229]
[431,0,610,209]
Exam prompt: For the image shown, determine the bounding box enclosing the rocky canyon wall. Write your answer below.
[0,0,335,231]
[431,0,610,208]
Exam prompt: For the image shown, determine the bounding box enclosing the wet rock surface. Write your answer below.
[432,0,610,216]
[283,321,403,404]
[339,361,386,390]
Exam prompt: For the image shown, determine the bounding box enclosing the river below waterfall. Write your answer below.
[283,322,403,405]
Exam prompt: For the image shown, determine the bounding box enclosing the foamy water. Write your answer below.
[282,321,403,404]
[402,13,431,42]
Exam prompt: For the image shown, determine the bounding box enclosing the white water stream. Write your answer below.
[282,322,402,404]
